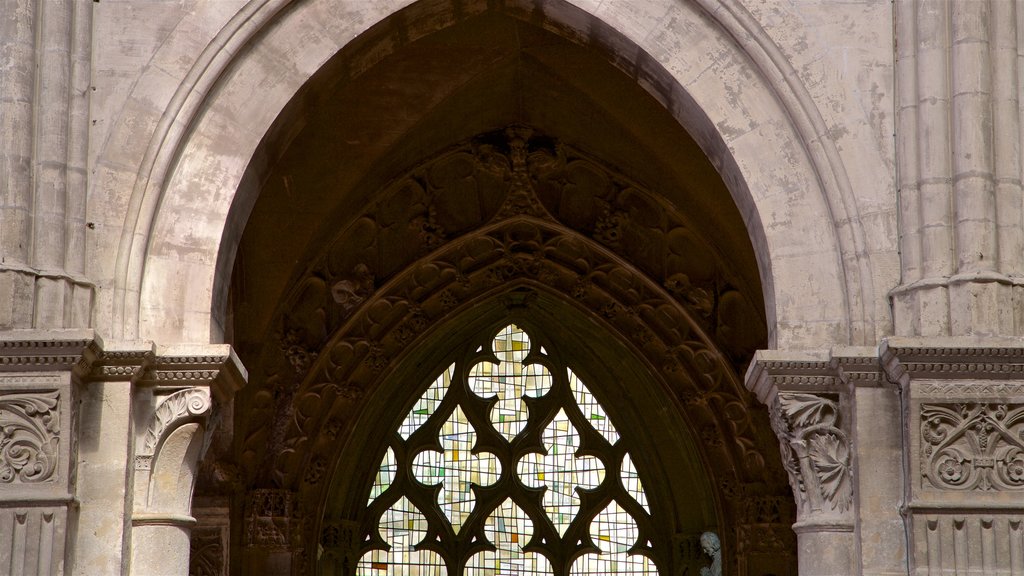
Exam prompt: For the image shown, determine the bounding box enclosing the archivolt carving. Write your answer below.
[770,393,853,516]
[0,390,60,483]
[921,403,1024,491]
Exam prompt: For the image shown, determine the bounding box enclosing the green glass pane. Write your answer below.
[412,406,501,533]
[516,409,604,535]
[400,364,455,439]
[465,498,554,576]
[568,368,619,445]
[469,325,552,441]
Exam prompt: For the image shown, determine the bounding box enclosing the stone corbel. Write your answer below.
[747,350,856,529]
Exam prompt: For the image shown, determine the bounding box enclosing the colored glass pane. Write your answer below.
[465,499,554,576]
[568,368,619,445]
[569,501,657,575]
[469,325,552,441]
[412,406,501,533]
[517,409,605,535]
[369,446,397,504]
[357,497,446,576]
[400,364,455,439]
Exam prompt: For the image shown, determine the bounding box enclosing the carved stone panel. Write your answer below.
[0,374,72,493]
[920,403,1024,491]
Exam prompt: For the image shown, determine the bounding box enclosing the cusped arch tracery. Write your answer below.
[228,127,793,574]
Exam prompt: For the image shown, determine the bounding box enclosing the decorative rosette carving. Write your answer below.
[921,403,1024,491]
[0,390,60,483]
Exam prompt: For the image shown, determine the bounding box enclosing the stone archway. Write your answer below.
[147,2,872,575]
[209,121,797,575]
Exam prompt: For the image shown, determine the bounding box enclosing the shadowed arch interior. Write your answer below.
[208,5,795,575]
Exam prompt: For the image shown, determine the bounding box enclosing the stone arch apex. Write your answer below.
[110,0,871,357]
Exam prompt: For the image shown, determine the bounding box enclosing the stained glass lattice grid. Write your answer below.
[469,325,552,441]
[465,498,554,576]
[357,497,446,576]
[516,409,605,535]
[362,324,659,575]
[412,406,501,533]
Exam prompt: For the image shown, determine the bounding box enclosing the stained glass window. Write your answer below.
[358,324,658,575]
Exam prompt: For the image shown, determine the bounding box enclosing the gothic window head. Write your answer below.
[357,324,658,575]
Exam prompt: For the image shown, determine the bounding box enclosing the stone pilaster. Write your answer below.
[882,338,1024,574]
[893,0,1024,337]
[748,350,857,576]
[0,0,94,329]
[0,330,98,575]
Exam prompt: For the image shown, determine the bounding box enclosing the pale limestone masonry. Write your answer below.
[0,0,1022,574]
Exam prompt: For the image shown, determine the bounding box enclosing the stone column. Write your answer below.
[0,0,94,329]
[748,351,858,576]
[129,347,245,576]
[893,0,1024,337]
[882,338,1024,575]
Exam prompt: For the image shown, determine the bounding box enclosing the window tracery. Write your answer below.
[357,324,659,575]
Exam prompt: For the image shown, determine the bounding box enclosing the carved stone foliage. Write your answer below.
[921,403,1024,491]
[137,387,212,470]
[0,390,60,483]
[769,393,853,517]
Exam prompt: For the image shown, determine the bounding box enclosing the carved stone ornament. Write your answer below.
[921,403,1024,491]
[189,525,225,576]
[0,390,60,483]
[245,489,299,549]
[770,393,853,516]
[136,387,212,470]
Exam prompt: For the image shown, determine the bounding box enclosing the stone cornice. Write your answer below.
[746,347,879,403]
[0,329,101,377]
[0,333,247,396]
[880,336,1024,385]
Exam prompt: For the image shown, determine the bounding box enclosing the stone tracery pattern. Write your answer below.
[227,127,790,572]
[921,403,1024,491]
[0,390,60,483]
[357,324,657,575]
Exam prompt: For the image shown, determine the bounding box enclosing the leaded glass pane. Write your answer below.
[363,324,660,575]
[465,499,554,576]
[569,501,657,575]
[400,363,455,439]
[412,406,501,533]
[469,325,552,441]
[621,453,650,513]
[568,368,619,445]
[357,497,446,576]
[516,409,604,535]
[369,446,397,504]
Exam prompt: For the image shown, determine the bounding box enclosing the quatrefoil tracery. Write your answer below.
[359,324,655,575]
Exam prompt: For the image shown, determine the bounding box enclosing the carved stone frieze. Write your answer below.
[769,392,853,517]
[920,403,1024,491]
[0,390,60,483]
